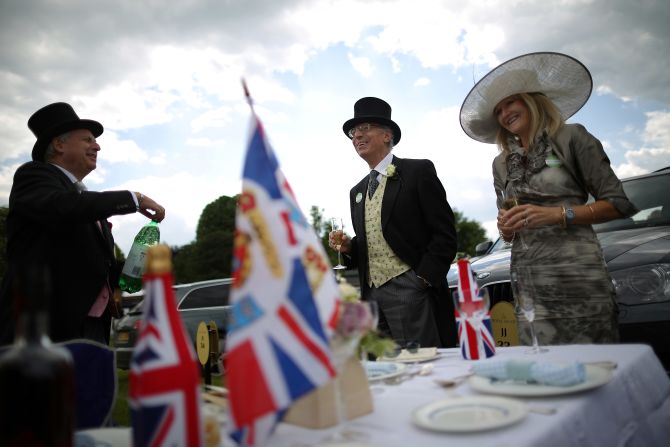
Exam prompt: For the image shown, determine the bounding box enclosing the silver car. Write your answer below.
[112,278,232,371]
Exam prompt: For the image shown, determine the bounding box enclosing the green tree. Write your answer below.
[173,195,237,283]
[309,205,339,267]
[453,209,488,258]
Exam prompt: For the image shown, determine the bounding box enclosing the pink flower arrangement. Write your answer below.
[336,301,375,339]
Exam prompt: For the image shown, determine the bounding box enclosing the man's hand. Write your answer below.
[136,192,166,222]
[328,230,351,254]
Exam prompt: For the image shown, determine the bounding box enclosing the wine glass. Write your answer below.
[331,218,346,270]
[499,187,529,250]
[323,303,371,443]
[511,267,548,354]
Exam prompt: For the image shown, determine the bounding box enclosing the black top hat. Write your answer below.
[342,97,401,145]
[28,102,104,161]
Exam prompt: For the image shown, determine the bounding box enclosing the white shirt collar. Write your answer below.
[50,163,79,185]
[371,152,394,178]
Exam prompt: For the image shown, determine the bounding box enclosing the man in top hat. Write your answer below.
[330,97,458,348]
[0,102,166,345]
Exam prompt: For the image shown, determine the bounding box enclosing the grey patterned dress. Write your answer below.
[492,124,637,346]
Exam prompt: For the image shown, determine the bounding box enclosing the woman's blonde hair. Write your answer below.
[495,92,564,153]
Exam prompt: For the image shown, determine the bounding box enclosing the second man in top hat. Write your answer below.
[330,97,458,348]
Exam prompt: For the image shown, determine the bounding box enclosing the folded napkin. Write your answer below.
[472,359,587,387]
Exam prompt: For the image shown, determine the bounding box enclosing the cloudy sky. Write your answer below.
[1,0,669,255]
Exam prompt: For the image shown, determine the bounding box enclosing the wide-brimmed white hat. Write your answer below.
[459,52,592,144]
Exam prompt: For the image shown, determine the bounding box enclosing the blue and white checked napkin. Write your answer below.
[471,359,587,386]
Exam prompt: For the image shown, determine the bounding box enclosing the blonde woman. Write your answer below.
[459,52,637,345]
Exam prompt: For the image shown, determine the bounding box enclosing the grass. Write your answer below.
[113,369,130,426]
[112,368,224,427]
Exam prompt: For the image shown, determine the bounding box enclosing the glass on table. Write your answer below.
[323,301,377,444]
[511,267,548,354]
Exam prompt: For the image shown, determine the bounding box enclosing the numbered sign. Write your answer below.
[196,321,210,366]
[490,301,520,347]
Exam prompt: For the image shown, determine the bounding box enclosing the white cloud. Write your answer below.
[1,0,669,249]
[0,163,22,204]
[414,77,431,87]
[186,137,227,148]
[97,131,149,164]
[191,107,235,133]
[348,53,374,77]
[613,110,670,176]
[149,153,167,165]
[390,56,401,73]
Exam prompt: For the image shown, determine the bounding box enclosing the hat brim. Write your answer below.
[459,52,592,144]
[32,119,103,161]
[342,117,402,145]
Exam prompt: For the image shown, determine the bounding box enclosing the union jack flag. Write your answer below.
[454,258,496,360]
[128,270,203,447]
[226,88,340,446]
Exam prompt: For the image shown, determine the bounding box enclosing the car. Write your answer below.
[447,167,670,370]
[112,278,233,371]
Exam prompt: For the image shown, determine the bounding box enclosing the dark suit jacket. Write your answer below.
[346,155,458,346]
[0,161,137,344]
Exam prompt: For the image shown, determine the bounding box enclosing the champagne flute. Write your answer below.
[499,187,529,250]
[331,218,346,270]
[511,268,547,354]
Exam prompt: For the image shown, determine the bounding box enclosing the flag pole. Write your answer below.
[241,78,255,113]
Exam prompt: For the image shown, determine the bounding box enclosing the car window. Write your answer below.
[178,284,231,310]
[489,237,512,253]
[594,173,670,233]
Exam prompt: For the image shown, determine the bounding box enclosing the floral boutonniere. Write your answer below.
[386,164,398,179]
[355,192,363,203]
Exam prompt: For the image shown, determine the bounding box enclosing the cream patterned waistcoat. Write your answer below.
[365,176,410,287]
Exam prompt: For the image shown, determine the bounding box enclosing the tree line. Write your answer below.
[0,197,487,283]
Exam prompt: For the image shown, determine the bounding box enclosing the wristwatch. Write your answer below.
[565,207,576,225]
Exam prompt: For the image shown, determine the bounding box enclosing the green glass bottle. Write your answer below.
[119,220,160,293]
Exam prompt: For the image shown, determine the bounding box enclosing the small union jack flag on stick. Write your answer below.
[128,245,203,447]
[454,258,496,360]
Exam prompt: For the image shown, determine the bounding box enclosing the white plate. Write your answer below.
[365,362,407,382]
[412,396,527,432]
[469,364,613,397]
[378,347,440,363]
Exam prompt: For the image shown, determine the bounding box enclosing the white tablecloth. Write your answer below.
[81,344,670,446]
[267,344,670,447]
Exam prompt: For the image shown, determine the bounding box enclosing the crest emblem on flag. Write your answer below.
[454,259,496,360]
[226,84,340,446]
[128,259,203,447]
